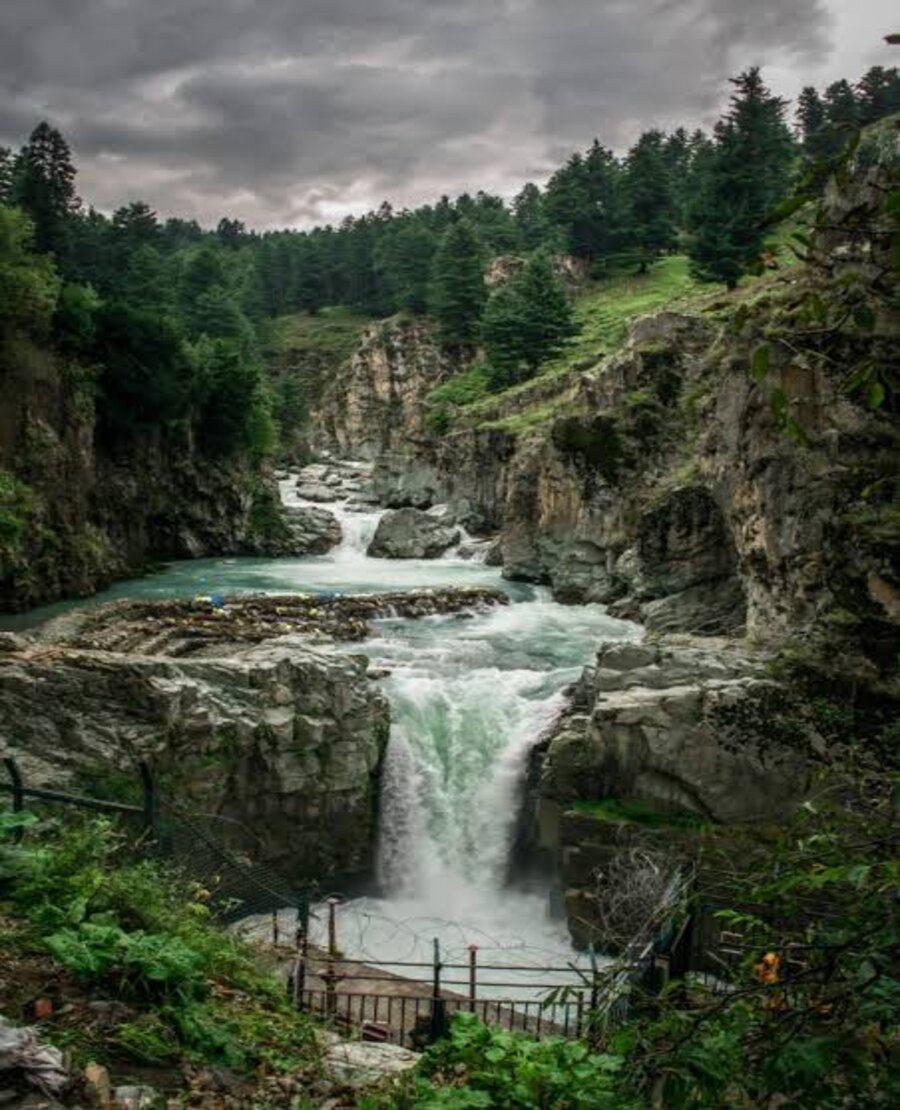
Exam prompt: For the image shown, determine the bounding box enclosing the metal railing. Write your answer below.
[1,757,312,927]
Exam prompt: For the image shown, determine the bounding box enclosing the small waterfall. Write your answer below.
[333,505,382,559]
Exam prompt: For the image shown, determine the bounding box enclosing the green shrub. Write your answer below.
[0,469,37,553]
[0,813,317,1073]
[365,1013,627,1109]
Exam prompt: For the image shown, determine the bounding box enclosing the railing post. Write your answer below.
[429,937,447,1045]
[3,758,25,844]
[325,896,339,1017]
[272,910,279,946]
[138,761,158,845]
[293,923,308,1007]
[468,944,478,1013]
[588,942,599,1012]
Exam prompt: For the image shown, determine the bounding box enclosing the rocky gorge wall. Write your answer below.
[305,122,899,950]
[311,120,899,650]
[0,339,298,613]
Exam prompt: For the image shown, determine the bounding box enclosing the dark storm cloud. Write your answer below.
[0,0,831,227]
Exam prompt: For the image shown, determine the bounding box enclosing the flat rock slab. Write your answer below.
[34,587,508,657]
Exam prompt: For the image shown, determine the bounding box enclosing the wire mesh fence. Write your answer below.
[1,757,314,928]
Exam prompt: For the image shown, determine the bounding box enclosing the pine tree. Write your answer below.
[12,122,80,259]
[822,79,861,158]
[216,217,247,250]
[795,86,829,162]
[544,141,624,263]
[856,66,900,124]
[292,236,327,315]
[374,222,436,315]
[112,201,160,249]
[513,183,549,251]
[429,219,486,351]
[483,251,573,387]
[624,130,676,271]
[0,147,12,204]
[663,128,692,228]
[686,68,794,289]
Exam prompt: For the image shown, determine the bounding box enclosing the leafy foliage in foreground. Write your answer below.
[367,770,898,1109]
[604,780,900,1108]
[362,1013,629,1109]
[0,812,318,1075]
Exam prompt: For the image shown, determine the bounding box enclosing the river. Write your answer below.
[2,478,638,993]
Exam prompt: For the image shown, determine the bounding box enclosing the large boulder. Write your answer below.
[367,508,460,559]
[283,505,342,554]
[541,638,816,824]
[296,480,338,503]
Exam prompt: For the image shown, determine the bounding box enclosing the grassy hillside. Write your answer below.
[265,306,371,371]
[428,249,801,437]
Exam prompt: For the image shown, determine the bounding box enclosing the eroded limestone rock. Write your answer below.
[282,504,342,554]
[0,588,505,885]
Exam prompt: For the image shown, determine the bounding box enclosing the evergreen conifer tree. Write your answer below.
[686,68,794,289]
[483,251,573,387]
[624,130,676,271]
[821,79,861,158]
[429,219,486,351]
[12,122,80,259]
[856,66,900,124]
[0,147,12,204]
[513,183,549,251]
[796,86,830,162]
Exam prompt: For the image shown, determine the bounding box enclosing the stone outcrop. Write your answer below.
[367,507,460,559]
[0,588,505,886]
[310,124,899,644]
[540,638,814,824]
[0,635,388,885]
[315,316,452,460]
[282,504,342,554]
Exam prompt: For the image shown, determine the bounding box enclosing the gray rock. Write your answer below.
[368,508,460,559]
[296,480,339,503]
[283,505,342,554]
[0,1018,66,1098]
[0,633,389,887]
[639,579,746,636]
[113,1086,165,1110]
[325,1040,418,1087]
[542,637,810,824]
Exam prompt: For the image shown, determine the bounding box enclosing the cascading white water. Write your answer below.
[277,467,641,978]
[326,595,638,986]
[8,467,639,988]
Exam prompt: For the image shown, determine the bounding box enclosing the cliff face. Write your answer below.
[313,121,899,650]
[315,315,452,461]
[0,340,292,612]
[0,588,504,886]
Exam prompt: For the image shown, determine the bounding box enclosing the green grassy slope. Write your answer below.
[436,255,711,434]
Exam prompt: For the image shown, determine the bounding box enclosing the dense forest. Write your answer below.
[1,63,898,451]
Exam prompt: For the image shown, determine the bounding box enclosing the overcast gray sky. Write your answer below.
[0,1,895,229]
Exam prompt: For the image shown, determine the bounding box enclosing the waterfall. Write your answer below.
[274,464,640,971]
[376,733,426,894]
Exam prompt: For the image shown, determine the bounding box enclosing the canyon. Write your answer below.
[1,117,897,975]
